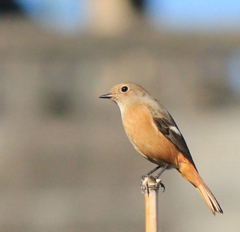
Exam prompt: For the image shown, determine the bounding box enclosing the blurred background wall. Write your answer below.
[0,0,240,231]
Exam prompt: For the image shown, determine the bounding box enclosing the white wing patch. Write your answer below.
[169,126,181,135]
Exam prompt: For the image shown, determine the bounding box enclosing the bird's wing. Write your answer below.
[148,103,197,171]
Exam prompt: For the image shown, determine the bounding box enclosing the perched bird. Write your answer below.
[99,82,223,215]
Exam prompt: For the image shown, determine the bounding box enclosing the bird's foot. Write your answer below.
[158,181,165,192]
[141,175,165,194]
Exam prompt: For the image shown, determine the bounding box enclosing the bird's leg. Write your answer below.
[147,164,168,192]
[142,165,161,180]
[155,164,168,179]
[141,165,168,193]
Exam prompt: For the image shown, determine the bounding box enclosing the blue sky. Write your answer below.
[146,0,240,32]
[15,0,240,33]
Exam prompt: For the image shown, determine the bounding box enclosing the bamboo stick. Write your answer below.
[142,176,162,232]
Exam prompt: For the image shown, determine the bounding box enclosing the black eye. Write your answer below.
[121,86,128,92]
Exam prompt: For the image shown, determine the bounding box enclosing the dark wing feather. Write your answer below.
[148,104,197,171]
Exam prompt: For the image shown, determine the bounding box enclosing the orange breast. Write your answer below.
[121,104,179,168]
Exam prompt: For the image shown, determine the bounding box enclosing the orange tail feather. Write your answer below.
[178,161,223,215]
[196,183,223,215]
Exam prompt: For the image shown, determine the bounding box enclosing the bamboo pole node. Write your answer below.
[141,176,162,232]
[141,176,162,194]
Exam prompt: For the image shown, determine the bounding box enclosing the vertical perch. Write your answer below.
[142,176,162,232]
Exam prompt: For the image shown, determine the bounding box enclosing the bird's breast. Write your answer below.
[121,104,179,167]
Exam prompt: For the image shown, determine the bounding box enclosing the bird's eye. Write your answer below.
[121,86,128,92]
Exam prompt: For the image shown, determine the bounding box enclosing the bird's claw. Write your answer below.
[159,182,165,192]
[141,175,165,194]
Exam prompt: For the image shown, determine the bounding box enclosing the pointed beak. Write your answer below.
[99,93,113,99]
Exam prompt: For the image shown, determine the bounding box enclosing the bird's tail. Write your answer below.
[178,162,223,215]
[196,182,223,215]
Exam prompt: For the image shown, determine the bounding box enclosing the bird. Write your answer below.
[99,82,223,215]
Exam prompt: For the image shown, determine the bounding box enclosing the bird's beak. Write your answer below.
[99,93,113,99]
